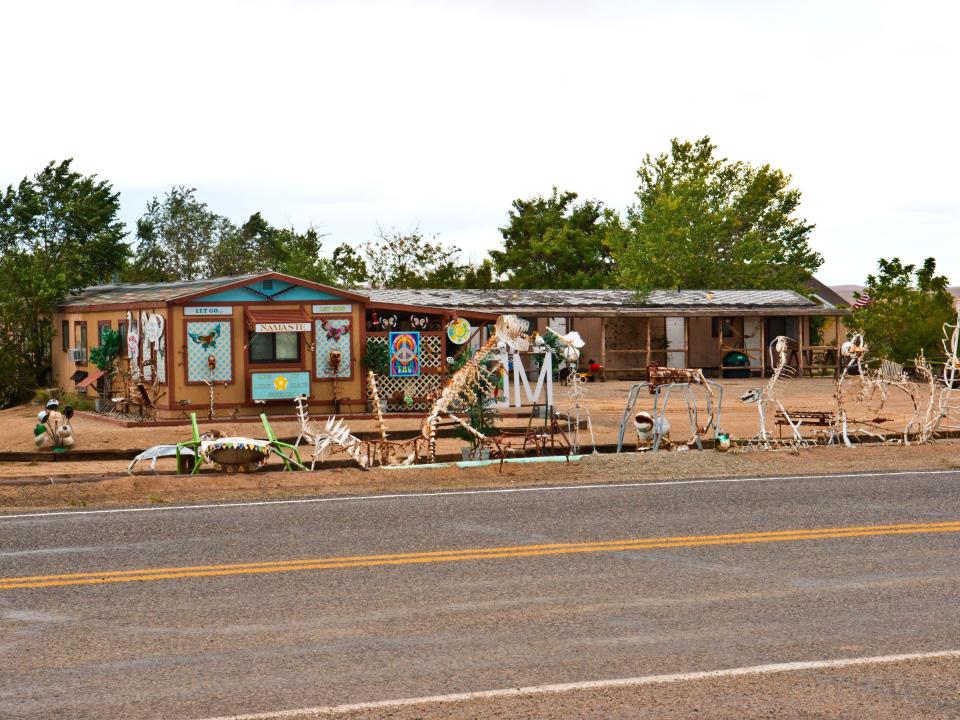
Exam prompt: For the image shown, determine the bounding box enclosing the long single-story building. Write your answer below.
[52,273,848,420]
[369,287,849,379]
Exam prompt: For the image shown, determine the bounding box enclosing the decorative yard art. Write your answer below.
[446,318,472,345]
[314,318,352,379]
[389,331,421,377]
[187,320,232,382]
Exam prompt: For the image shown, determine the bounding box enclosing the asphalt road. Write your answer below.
[2,469,960,719]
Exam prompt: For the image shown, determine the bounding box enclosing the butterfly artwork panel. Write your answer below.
[187,320,233,382]
[314,318,352,379]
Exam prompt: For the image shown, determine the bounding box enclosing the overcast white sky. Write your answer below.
[3,0,958,285]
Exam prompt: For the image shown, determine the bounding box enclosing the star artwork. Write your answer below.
[188,323,221,350]
[273,375,289,391]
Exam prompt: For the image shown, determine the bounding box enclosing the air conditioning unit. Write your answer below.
[69,348,86,363]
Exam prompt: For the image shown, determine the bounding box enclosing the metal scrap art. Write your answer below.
[615,366,723,453]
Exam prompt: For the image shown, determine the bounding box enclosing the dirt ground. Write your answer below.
[2,378,956,513]
[1,440,958,513]
[0,378,928,455]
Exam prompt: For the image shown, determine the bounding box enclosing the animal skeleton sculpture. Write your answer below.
[936,311,960,433]
[740,336,807,450]
[421,335,501,462]
[831,332,922,446]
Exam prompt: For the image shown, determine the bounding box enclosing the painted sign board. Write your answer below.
[185,306,233,316]
[254,322,311,333]
[251,371,311,400]
[312,304,353,315]
[389,331,421,377]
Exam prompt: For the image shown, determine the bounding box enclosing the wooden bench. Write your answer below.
[774,409,832,438]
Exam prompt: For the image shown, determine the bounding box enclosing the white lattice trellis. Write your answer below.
[187,321,232,382]
[370,334,443,411]
[314,319,351,378]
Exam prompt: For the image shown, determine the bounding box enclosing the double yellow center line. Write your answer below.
[2,520,959,590]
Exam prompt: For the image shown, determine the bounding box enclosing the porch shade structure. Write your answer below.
[245,308,312,333]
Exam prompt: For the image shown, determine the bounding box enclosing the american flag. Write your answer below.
[852,291,873,308]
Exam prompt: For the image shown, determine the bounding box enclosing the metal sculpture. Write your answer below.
[422,335,501,462]
[616,366,723,453]
[739,336,810,450]
[829,332,922,446]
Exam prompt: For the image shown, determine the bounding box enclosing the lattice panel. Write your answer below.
[187,321,232,382]
[369,334,442,411]
[314,319,352,378]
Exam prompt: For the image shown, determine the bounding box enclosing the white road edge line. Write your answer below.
[3,468,959,521]
[196,649,960,720]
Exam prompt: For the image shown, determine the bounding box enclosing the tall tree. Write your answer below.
[851,257,956,364]
[362,227,464,288]
[129,186,234,281]
[329,243,369,288]
[491,188,613,288]
[207,212,334,283]
[609,136,821,292]
[0,160,127,395]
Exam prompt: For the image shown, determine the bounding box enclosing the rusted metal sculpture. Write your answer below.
[616,366,723,453]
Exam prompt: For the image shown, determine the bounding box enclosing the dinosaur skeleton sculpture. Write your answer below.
[739,336,810,451]
[936,311,960,433]
[829,332,922,446]
[421,335,502,462]
[294,374,427,469]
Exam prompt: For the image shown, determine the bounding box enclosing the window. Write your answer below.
[74,321,88,363]
[61,320,69,351]
[249,331,300,363]
[117,320,127,356]
[98,320,112,346]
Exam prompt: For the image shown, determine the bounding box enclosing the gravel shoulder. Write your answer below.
[2,440,958,513]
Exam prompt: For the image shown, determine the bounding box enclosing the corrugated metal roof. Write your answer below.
[369,288,822,314]
[58,274,266,306]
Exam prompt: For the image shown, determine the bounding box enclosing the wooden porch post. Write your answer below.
[717,316,724,378]
[683,316,690,369]
[645,318,652,372]
[600,317,607,375]
[760,317,766,377]
[798,316,805,376]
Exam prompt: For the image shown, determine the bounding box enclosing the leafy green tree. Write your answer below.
[129,186,235,281]
[90,328,121,402]
[851,257,956,364]
[363,227,465,288]
[0,160,127,397]
[609,136,821,292]
[461,259,498,290]
[490,188,613,288]
[330,243,369,288]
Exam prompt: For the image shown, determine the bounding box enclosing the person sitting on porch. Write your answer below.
[587,359,604,382]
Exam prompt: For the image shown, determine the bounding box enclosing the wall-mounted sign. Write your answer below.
[251,371,310,400]
[312,304,353,315]
[389,331,420,377]
[254,322,311,333]
[185,306,233,316]
[446,318,472,345]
